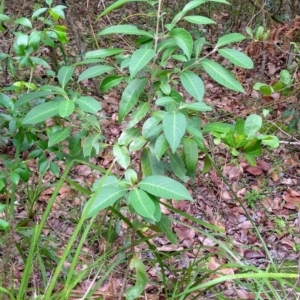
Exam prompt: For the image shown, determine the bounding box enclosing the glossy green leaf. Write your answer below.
[0,219,9,231]
[138,175,193,200]
[118,128,140,146]
[76,96,102,113]
[156,215,178,244]
[170,28,193,60]
[0,93,14,110]
[184,15,215,24]
[9,171,20,185]
[78,65,114,82]
[39,85,68,97]
[163,111,186,153]
[259,135,279,148]
[216,33,245,48]
[129,136,147,152]
[129,189,155,219]
[23,102,60,124]
[154,134,168,160]
[129,48,155,78]
[126,257,147,300]
[85,48,123,59]
[180,70,205,102]
[218,48,253,69]
[119,78,147,122]
[202,122,234,133]
[100,76,124,92]
[201,58,245,93]
[125,169,138,184]
[280,70,291,85]
[98,25,152,37]
[84,185,127,218]
[113,143,130,169]
[141,147,164,176]
[57,66,74,89]
[14,17,32,28]
[244,114,262,138]
[194,37,206,58]
[32,7,48,19]
[48,127,71,147]
[128,102,149,128]
[183,137,198,172]
[15,91,54,108]
[83,133,101,157]
[59,99,75,117]
[142,117,163,138]
[181,102,212,112]
[169,152,188,182]
[18,167,30,182]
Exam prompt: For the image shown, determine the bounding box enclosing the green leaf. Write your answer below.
[0,219,9,231]
[129,48,155,78]
[15,91,56,108]
[98,25,152,37]
[78,65,114,82]
[129,136,147,152]
[184,15,216,25]
[32,7,48,19]
[216,33,245,48]
[180,70,205,101]
[9,171,20,185]
[129,189,155,219]
[39,85,69,97]
[181,102,212,112]
[169,152,188,182]
[83,133,101,157]
[218,48,253,69]
[183,137,198,172]
[202,122,234,133]
[76,96,102,113]
[84,185,127,218]
[142,117,163,138]
[128,102,149,128]
[119,78,147,122]
[258,135,279,148]
[141,147,164,176]
[100,76,124,92]
[259,85,273,96]
[85,48,123,59]
[194,37,206,58]
[0,93,14,110]
[280,70,291,85]
[59,99,75,117]
[57,66,74,89]
[244,114,262,138]
[113,143,130,169]
[163,111,186,153]
[48,127,71,147]
[138,175,193,200]
[201,58,245,93]
[170,28,193,60]
[156,215,178,244]
[126,257,147,300]
[118,128,140,146]
[154,134,168,160]
[14,17,32,28]
[22,102,60,124]
[50,162,60,177]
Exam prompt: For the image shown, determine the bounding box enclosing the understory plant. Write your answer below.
[0,0,297,299]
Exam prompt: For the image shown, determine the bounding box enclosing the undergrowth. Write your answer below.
[0,0,299,299]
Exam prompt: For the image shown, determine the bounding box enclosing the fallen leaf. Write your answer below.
[245,166,263,176]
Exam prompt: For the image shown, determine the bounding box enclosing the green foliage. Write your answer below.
[203,114,279,165]
[0,0,285,298]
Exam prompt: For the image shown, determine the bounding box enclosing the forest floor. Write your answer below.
[1,0,300,299]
